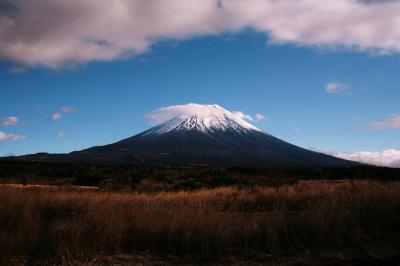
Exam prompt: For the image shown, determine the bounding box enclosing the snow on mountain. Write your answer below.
[143,103,262,135]
[7,103,358,168]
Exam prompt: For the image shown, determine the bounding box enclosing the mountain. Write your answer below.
[7,104,357,168]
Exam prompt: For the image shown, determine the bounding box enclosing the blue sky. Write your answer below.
[1,0,400,166]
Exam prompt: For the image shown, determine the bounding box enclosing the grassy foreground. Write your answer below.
[1,180,400,265]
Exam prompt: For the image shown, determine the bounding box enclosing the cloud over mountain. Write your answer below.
[1,0,400,68]
[232,111,266,122]
[146,103,265,125]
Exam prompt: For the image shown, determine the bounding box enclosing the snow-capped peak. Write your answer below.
[144,103,262,135]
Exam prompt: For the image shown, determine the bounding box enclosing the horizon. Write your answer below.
[1,0,400,167]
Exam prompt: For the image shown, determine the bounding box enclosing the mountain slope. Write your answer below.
[9,104,356,168]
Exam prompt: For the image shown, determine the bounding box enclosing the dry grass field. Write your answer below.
[1,180,400,265]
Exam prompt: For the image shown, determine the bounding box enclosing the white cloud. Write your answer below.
[2,0,400,68]
[369,113,400,130]
[48,106,77,121]
[56,130,65,137]
[0,116,18,126]
[232,111,266,122]
[332,149,400,168]
[146,103,264,125]
[232,111,254,122]
[0,131,27,141]
[147,103,227,125]
[325,81,349,94]
[254,114,266,121]
[60,106,77,113]
[49,112,62,121]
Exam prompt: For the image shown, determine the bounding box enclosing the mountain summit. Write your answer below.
[11,103,356,168]
[143,104,261,135]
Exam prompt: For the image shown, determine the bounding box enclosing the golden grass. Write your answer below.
[0,180,399,264]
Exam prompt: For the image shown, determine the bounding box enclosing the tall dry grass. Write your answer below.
[0,180,399,263]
